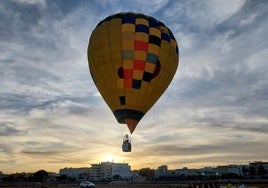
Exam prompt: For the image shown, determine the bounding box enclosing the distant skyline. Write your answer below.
[2,160,267,174]
[1,0,268,174]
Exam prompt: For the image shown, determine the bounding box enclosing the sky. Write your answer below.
[0,0,268,174]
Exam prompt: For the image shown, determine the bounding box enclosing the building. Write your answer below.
[89,162,131,181]
[60,162,132,182]
[198,167,220,177]
[175,167,199,177]
[227,165,243,176]
[249,161,268,174]
[59,167,90,181]
[154,165,168,179]
[89,162,112,181]
[111,162,132,180]
[155,165,184,180]
[217,164,243,176]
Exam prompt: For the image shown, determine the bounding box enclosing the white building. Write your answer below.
[198,167,220,177]
[89,162,131,181]
[59,167,90,180]
[217,164,243,176]
[112,163,132,180]
[154,165,168,178]
[180,167,198,176]
[227,165,243,176]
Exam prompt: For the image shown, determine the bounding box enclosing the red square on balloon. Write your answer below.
[124,79,132,88]
[135,41,148,51]
[123,69,133,79]
[134,60,145,70]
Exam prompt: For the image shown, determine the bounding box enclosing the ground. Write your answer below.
[1,182,268,188]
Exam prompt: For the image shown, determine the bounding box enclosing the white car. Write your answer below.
[80,181,95,188]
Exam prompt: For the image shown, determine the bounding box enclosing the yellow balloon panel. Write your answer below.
[88,12,179,133]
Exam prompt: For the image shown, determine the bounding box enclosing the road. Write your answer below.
[1,182,268,188]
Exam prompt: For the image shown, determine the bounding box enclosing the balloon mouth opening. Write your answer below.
[113,109,144,133]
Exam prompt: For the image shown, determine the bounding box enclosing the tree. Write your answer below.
[242,166,248,176]
[56,174,67,181]
[249,166,256,177]
[258,165,267,178]
[33,170,48,181]
[139,168,155,180]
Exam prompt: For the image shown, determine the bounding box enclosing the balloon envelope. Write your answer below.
[88,12,179,133]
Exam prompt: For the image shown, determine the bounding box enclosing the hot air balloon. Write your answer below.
[87,12,179,137]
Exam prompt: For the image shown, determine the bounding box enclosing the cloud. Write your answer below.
[0,122,26,136]
[162,0,245,30]
[89,0,169,15]
[20,141,78,155]
[127,0,169,14]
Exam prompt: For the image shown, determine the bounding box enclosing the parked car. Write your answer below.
[80,181,95,188]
